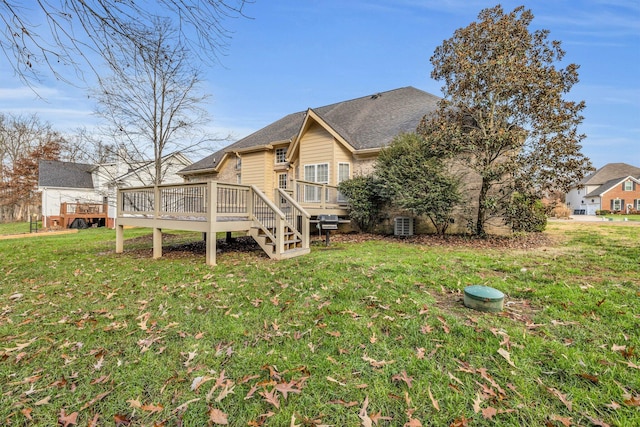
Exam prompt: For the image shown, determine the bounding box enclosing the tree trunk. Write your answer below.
[476,176,489,236]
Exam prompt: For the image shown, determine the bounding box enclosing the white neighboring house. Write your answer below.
[565,162,640,215]
[38,152,191,228]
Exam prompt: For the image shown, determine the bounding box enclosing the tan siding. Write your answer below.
[240,151,272,194]
[299,123,339,184]
[334,143,352,182]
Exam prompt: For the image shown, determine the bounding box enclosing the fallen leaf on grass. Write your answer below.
[404,417,422,426]
[80,390,112,410]
[392,371,414,389]
[209,408,229,425]
[21,408,32,420]
[428,386,440,411]
[87,413,99,427]
[585,415,610,427]
[358,396,373,427]
[472,393,483,413]
[326,376,346,387]
[362,354,395,368]
[34,396,51,406]
[497,348,516,368]
[276,380,303,399]
[623,395,640,406]
[604,401,620,410]
[536,378,572,411]
[259,388,280,409]
[215,382,235,402]
[58,409,78,426]
[482,406,497,420]
[550,414,573,426]
[114,414,132,426]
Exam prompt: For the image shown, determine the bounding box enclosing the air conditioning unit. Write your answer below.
[394,217,414,236]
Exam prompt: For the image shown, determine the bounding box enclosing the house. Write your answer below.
[565,163,640,215]
[178,86,441,219]
[39,152,191,228]
[114,86,487,265]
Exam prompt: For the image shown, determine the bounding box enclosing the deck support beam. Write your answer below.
[153,228,162,259]
[205,181,218,266]
[116,222,124,253]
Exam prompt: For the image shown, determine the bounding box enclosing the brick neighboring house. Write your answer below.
[565,163,640,215]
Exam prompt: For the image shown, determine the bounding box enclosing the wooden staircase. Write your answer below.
[248,188,310,260]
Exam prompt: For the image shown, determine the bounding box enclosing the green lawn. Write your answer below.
[1,223,638,426]
[601,214,640,222]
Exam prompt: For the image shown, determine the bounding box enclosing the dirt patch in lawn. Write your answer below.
[329,231,556,251]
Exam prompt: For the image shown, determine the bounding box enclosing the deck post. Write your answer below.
[116,221,124,253]
[152,186,162,259]
[153,228,162,259]
[276,215,285,257]
[205,181,218,266]
[301,214,309,249]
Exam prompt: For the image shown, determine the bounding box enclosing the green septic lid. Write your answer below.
[464,285,504,302]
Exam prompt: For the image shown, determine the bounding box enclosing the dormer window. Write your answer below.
[275,147,287,164]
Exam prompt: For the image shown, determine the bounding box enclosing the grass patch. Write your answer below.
[1,223,639,426]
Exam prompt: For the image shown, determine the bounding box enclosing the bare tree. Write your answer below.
[0,0,250,85]
[95,19,211,185]
[0,113,67,221]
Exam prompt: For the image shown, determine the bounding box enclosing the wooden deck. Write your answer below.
[59,202,108,228]
[116,182,311,265]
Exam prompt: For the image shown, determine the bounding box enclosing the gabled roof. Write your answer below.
[585,175,640,198]
[38,159,95,189]
[579,163,640,186]
[109,151,191,184]
[180,86,440,175]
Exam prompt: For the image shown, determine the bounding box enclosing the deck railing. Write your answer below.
[293,180,347,209]
[61,202,108,215]
[118,182,255,219]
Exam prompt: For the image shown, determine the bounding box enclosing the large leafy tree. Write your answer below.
[376,133,462,235]
[419,5,592,236]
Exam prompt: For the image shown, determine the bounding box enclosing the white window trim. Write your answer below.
[612,199,622,211]
[275,147,287,165]
[337,162,351,202]
[277,172,288,189]
[624,181,633,191]
[304,163,329,184]
[303,163,329,203]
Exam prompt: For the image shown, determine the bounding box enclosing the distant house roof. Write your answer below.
[38,159,95,189]
[579,163,640,186]
[585,175,640,198]
[181,86,441,175]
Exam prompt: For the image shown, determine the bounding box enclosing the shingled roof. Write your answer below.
[38,159,95,189]
[580,163,640,186]
[181,86,440,175]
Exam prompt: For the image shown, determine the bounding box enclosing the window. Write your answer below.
[236,173,241,184]
[636,199,640,210]
[612,199,623,211]
[275,147,287,164]
[623,181,633,191]
[235,156,242,170]
[337,163,350,202]
[278,173,287,189]
[304,163,329,202]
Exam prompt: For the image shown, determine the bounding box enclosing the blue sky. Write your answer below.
[1,0,638,169]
